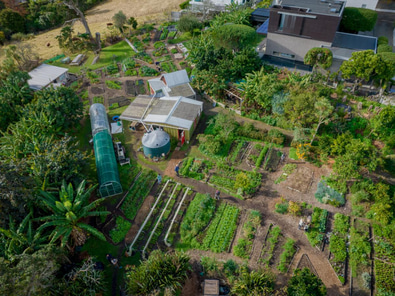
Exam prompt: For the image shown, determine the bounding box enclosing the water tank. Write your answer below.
[142,129,171,158]
[89,103,110,137]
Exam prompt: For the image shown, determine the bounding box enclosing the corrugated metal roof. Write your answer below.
[119,95,152,121]
[163,69,190,87]
[149,79,165,91]
[332,32,377,51]
[28,64,68,90]
[145,96,203,129]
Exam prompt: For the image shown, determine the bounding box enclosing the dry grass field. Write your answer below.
[1,0,184,60]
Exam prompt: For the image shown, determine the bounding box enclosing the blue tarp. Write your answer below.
[257,19,269,35]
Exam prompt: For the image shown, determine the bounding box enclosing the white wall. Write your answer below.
[344,0,378,10]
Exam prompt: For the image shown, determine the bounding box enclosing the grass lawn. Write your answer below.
[47,40,135,73]
[81,237,141,296]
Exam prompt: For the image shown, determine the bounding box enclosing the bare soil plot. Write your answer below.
[108,96,131,107]
[90,85,105,95]
[283,165,314,194]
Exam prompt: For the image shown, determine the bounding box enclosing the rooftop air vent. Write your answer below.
[330,8,337,13]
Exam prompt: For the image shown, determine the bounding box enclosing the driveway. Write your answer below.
[373,12,395,48]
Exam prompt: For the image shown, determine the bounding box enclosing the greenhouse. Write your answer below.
[90,103,111,136]
[93,130,123,198]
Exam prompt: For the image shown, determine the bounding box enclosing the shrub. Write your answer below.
[179,0,189,9]
[315,180,345,206]
[378,44,393,53]
[362,272,371,289]
[124,69,137,76]
[268,129,285,145]
[275,202,288,214]
[304,47,333,69]
[154,41,165,49]
[378,36,389,45]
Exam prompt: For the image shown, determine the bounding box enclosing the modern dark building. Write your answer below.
[263,0,379,66]
[266,0,345,62]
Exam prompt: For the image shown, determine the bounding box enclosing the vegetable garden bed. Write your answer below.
[179,193,216,249]
[120,169,156,221]
[305,207,328,248]
[350,219,372,296]
[233,210,261,259]
[207,163,261,199]
[200,202,240,253]
[180,157,210,181]
[260,224,284,267]
[263,147,282,172]
[373,223,395,294]
[328,213,350,285]
[228,140,249,165]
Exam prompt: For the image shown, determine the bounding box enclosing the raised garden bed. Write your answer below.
[260,224,283,266]
[106,80,122,90]
[200,202,240,253]
[328,213,350,285]
[278,238,297,273]
[372,223,395,294]
[305,207,328,248]
[161,61,177,73]
[233,210,261,259]
[208,163,261,199]
[125,80,137,96]
[263,147,282,172]
[350,219,372,296]
[228,140,249,165]
[180,157,211,181]
[179,193,216,248]
[109,216,131,244]
[120,170,156,221]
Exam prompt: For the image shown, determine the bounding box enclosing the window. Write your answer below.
[362,4,367,8]
[278,14,286,30]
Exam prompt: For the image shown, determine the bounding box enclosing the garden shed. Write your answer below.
[27,64,69,91]
[89,103,122,198]
[120,95,203,141]
[148,69,196,99]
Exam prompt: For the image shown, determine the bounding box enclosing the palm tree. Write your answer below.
[38,180,109,248]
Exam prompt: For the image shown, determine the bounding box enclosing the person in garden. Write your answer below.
[215,190,220,200]
[157,173,162,185]
[175,163,180,177]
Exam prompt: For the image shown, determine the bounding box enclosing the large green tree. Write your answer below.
[112,10,127,33]
[340,50,394,93]
[287,268,326,296]
[0,8,25,35]
[0,71,33,131]
[370,106,395,139]
[284,88,316,128]
[310,97,334,144]
[38,180,109,247]
[212,24,257,52]
[126,250,191,295]
[241,68,283,114]
[25,86,83,132]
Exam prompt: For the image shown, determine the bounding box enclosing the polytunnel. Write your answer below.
[89,103,122,198]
